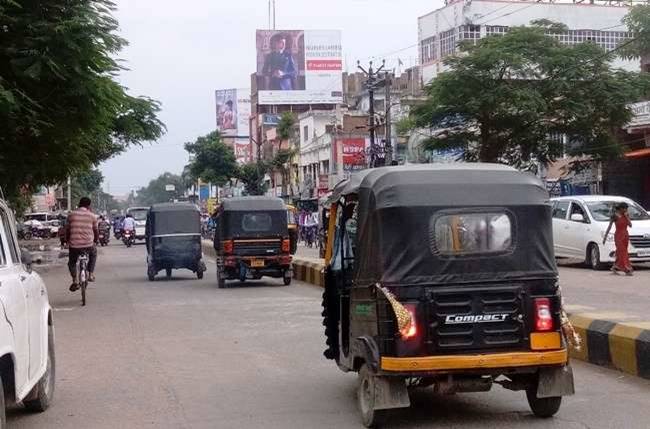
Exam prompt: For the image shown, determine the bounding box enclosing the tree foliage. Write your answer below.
[237,162,268,196]
[134,172,186,206]
[411,23,650,169]
[0,0,165,208]
[621,5,650,59]
[276,112,295,141]
[184,131,238,186]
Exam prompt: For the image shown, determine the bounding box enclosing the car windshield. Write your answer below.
[25,213,47,222]
[129,210,148,221]
[586,201,650,221]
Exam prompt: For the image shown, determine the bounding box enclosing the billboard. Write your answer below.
[234,138,251,165]
[256,29,342,105]
[333,138,368,174]
[215,88,251,137]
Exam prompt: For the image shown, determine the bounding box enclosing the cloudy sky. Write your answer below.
[101,0,442,196]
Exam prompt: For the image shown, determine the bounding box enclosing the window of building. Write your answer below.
[303,125,309,143]
[458,25,481,45]
[439,28,457,58]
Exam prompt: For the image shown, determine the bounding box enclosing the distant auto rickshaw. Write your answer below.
[321,164,575,427]
[145,203,206,281]
[213,197,292,288]
[286,203,298,255]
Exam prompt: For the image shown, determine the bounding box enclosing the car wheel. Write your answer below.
[587,243,606,270]
[0,374,6,428]
[24,326,55,412]
[358,364,389,428]
[526,388,562,418]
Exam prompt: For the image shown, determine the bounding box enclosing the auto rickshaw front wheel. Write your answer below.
[526,388,562,418]
[147,266,156,282]
[358,364,389,428]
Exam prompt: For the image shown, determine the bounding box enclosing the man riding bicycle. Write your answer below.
[66,197,99,292]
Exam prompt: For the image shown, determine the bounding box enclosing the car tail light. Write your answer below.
[282,238,290,253]
[400,304,418,339]
[534,298,554,332]
[223,240,233,254]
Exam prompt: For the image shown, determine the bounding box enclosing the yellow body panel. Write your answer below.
[381,349,568,372]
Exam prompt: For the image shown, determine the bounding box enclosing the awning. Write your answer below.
[625,148,650,159]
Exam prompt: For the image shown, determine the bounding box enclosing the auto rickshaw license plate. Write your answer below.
[251,259,265,268]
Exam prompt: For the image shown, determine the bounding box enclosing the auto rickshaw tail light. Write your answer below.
[223,239,234,254]
[400,304,418,339]
[282,238,290,253]
[534,298,554,332]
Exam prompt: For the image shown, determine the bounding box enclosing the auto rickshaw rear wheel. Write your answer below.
[358,364,389,428]
[147,266,156,282]
[166,268,172,279]
[197,270,204,279]
[526,388,562,418]
[283,271,292,286]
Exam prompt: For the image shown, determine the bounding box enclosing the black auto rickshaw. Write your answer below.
[145,203,206,281]
[214,197,292,288]
[321,164,575,427]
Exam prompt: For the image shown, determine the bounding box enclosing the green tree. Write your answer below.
[411,23,650,169]
[237,162,268,196]
[0,0,165,209]
[184,131,238,186]
[134,172,186,206]
[621,5,650,59]
[71,169,104,202]
[270,149,295,196]
[276,112,295,141]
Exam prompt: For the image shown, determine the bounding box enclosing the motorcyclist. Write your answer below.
[122,213,136,234]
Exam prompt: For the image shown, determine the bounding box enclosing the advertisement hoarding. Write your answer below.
[256,29,342,105]
[215,88,251,137]
[234,138,251,165]
[333,138,368,174]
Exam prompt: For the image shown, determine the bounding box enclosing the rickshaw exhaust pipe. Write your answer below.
[433,375,493,395]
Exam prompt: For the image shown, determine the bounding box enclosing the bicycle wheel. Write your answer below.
[81,281,87,306]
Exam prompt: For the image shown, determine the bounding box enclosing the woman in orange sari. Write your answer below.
[603,202,633,275]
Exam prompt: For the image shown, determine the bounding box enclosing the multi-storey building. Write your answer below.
[419,0,639,83]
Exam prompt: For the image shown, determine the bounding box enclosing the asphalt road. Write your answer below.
[7,242,650,429]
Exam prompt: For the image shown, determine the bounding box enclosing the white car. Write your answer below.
[551,195,650,269]
[0,200,55,425]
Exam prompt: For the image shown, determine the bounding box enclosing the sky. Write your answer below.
[101,0,443,196]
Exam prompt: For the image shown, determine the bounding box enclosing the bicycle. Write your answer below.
[77,252,89,306]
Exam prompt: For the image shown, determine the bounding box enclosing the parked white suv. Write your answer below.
[551,195,650,269]
[0,199,55,426]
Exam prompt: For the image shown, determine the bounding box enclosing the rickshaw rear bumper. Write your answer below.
[380,349,568,373]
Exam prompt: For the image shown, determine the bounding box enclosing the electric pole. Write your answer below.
[357,59,385,168]
[384,72,392,165]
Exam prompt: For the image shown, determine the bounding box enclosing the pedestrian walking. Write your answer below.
[603,202,633,276]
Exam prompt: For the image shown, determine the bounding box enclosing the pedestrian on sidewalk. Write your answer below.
[603,202,633,276]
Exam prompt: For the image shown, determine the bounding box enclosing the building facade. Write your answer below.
[419,0,638,83]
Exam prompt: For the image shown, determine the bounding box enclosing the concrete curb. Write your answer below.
[201,241,650,380]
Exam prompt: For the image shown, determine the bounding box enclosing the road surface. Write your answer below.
[8,242,650,428]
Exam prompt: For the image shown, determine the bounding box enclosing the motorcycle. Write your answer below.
[122,229,134,248]
[98,229,110,247]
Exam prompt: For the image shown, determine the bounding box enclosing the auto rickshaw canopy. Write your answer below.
[219,197,288,239]
[334,164,558,287]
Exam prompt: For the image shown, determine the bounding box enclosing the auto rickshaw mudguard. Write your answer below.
[351,336,381,372]
[537,365,575,398]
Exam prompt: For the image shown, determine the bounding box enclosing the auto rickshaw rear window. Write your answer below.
[242,213,273,232]
[431,212,514,256]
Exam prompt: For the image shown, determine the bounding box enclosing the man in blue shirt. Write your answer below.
[262,35,298,91]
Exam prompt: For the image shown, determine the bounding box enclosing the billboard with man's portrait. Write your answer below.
[215,88,251,137]
[256,29,342,105]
